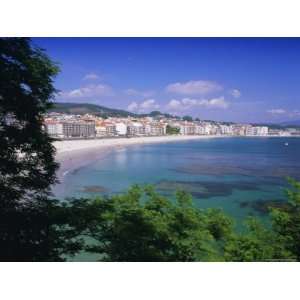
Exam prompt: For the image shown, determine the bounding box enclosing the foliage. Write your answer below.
[50,102,136,118]
[66,180,300,262]
[0,38,82,261]
[224,218,280,261]
[69,186,225,261]
[51,180,300,261]
[182,115,193,122]
[50,104,177,119]
[2,38,300,262]
[269,178,300,261]
[223,179,300,262]
[166,124,180,135]
[0,38,59,203]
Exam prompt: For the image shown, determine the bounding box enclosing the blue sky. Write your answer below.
[33,38,300,123]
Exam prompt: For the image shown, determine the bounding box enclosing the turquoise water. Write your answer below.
[54,137,300,224]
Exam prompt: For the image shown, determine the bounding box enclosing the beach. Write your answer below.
[54,135,222,154]
[53,134,298,181]
[54,135,221,180]
[53,136,300,214]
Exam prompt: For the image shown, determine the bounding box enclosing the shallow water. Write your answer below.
[53,137,300,224]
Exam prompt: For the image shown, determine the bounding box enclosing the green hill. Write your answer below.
[49,102,137,118]
[49,102,177,119]
[280,120,300,126]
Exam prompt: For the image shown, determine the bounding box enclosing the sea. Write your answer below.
[53,137,300,225]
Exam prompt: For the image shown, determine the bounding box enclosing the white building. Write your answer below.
[246,126,269,136]
[127,122,145,136]
[144,124,152,135]
[105,123,116,136]
[95,125,107,137]
[45,121,63,138]
[180,122,196,135]
[256,126,269,136]
[195,125,206,135]
[115,123,127,135]
[220,125,233,135]
[62,121,95,138]
[150,123,167,135]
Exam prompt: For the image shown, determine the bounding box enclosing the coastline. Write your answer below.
[54,135,224,154]
[54,135,224,181]
[53,135,298,181]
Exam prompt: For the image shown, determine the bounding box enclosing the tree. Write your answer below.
[73,186,232,261]
[0,38,82,261]
[2,38,300,262]
[223,179,300,262]
[166,124,180,135]
[269,178,300,261]
[0,38,59,204]
[182,115,193,121]
[224,218,278,261]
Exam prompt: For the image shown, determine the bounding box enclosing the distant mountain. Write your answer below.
[280,120,300,126]
[49,102,137,118]
[49,103,300,127]
[251,121,300,129]
[49,102,178,119]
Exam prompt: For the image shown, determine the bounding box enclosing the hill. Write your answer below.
[49,102,177,119]
[251,122,300,130]
[280,120,300,126]
[49,102,137,118]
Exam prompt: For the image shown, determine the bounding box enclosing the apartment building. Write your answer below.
[105,122,117,136]
[180,122,196,135]
[62,121,96,138]
[194,125,206,135]
[45,120,64,137]
[150,123,167,136]
[127,122,145,136]
[115,122,127,135]
[246,126,269,136]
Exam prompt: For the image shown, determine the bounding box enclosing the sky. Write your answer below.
[33,38,300,123]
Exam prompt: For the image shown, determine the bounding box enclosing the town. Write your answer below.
[44,112,300,139]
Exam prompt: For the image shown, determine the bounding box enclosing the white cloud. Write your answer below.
[83,73,100,81]
[127,99,160,113]
[182,98,197,106]
[124,88,155,98]
[127,102,139,112]
[166,80,222,95]
[167,99,182,110]
[267,108,300,119]
[230,89,241,98]
[140,99,160,111]
[207,97,229,109]
[267,108,287,115]
[59,84,114,99]
[166,96,229,112]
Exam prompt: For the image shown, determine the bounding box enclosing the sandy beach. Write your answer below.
[54,135,222,154]
[53,135,220,180]
[53,134,296,181]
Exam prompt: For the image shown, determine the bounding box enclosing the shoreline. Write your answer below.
[54,135,219,181]
[54,134,229,155]
[54,135,234,182]
[53,135,298,182]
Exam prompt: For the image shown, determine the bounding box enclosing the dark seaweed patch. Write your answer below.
[155,180,262,199]
[170,163,300,180]
[239,199,288,215]
[82,185,108,193]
